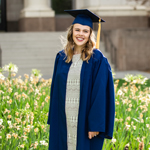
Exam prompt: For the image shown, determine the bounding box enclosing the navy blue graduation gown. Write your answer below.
[47,49,115,150]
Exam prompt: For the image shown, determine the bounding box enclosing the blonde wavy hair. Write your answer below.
[63,25,96,63]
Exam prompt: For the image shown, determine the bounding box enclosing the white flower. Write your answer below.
[124,77,130,82]
[0,73,5,80]
[18,79,23,84]
[30,76,33,81]
[115,118,119,122]
[126,125,130,130]
[117,89,123,96]
[6,134,11,139]
[40,140,46,145]
[3,63,18,73]
[35,89,39,95]
[31,69,42,78]
[7,121,11,125]
[44,142,48,146]
[2,65,9,71]
[20,144,24,148]
[0,90,4,94]
[126,116,131,121]
[38,74,42,79]
[34,141,38,146]
[125,143,130,147]
[129,104,132,107]
[7,121,13,128]
[34,100,38,106]
[0,119,3,125]
[40,140,48,146]
[12,65,18,73]
[141,119,144,123]
[16,126,20,130]
[111,138,116,143]
[14,92,18,96]
[133,126,136,130]
[137,137,140,142]
[27,125,34,129]
[25,103,30,109]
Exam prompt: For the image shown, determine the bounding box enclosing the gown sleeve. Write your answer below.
[47,52,60,125]
[88,56,115,139]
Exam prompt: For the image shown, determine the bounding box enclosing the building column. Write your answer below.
[19,0,55,31]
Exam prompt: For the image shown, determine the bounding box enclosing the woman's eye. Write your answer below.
[84,30,89,33]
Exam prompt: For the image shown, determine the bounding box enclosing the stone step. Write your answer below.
[2,48,57,53]
[0,32,67,41]
[0,32,115,78]
[1,45,62,49]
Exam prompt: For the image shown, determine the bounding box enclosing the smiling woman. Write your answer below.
[47,9,115,150]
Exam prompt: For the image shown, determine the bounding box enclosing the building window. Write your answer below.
[52,0,72,14]
[0,0,7,31]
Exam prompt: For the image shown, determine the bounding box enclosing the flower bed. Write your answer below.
[0,63,150,149]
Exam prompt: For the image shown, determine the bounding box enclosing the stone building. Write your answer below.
[0,0,150,76]
[0,0,149,31]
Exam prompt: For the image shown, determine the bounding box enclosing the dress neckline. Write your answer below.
[72,53,82,63]
[73,53,81,56]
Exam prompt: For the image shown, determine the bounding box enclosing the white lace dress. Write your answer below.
[65,53,83,150]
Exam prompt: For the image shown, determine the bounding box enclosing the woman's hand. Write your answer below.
[88,131,99,139]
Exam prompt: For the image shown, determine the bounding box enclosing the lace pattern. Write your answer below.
[65,53,83,150]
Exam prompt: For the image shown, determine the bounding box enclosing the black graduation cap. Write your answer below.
[64,9,105,49]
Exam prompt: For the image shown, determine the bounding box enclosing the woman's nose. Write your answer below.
[78,31,84,35]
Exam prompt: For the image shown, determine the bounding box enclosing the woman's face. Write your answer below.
[73,23,91,48]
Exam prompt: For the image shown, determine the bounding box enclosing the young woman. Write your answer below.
[47,9,115,150]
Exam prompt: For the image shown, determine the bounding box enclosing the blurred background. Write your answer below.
[0,0,150,79]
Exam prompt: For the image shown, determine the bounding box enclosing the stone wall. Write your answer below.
[19,17,55,31]
[7,0,24,31]
[6,0,150,31]
[106,29,150,71]
[54,15,150,31]
[55,15,74,31]
[6,0,55,31]
[93,16,149,30]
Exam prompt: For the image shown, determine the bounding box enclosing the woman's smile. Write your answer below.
[76,37,84,42]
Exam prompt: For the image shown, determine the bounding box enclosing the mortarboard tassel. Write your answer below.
[96,18,101,49]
